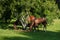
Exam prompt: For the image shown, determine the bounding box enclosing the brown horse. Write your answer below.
[26,15,36,30]
[29,17,47,32]
[13,15,36,30]
[13,15,47,32]
[27,15,36,23]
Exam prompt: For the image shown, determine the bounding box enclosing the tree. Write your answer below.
[0,0,60,24]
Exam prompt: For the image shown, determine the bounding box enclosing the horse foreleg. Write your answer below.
[13,24,17,30]
[29,22,34,31]
[29,25,33,31]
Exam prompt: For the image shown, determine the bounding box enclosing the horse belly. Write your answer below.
[35,19,41,24]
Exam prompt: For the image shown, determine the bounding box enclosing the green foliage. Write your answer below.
[0,0,60,24]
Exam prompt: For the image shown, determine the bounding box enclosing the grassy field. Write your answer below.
[0,19,60,40]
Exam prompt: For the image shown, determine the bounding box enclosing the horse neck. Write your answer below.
[27,16,35,23]
[30,16,35,20]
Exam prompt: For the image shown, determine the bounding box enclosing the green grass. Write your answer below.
[0,19,60,40]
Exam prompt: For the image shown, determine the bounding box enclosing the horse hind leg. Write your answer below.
[33,26,36,32]
[36,25,39,31]
[43,24,47,32]
[42,21,47,32]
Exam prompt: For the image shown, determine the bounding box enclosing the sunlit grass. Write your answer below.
[0,19,60,40]
[47,19,60,32]
[0,29,31,40]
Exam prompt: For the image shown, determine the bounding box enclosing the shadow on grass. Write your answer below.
[2,30,60,40]
[0,22,22,30]
[2,37,32,40]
